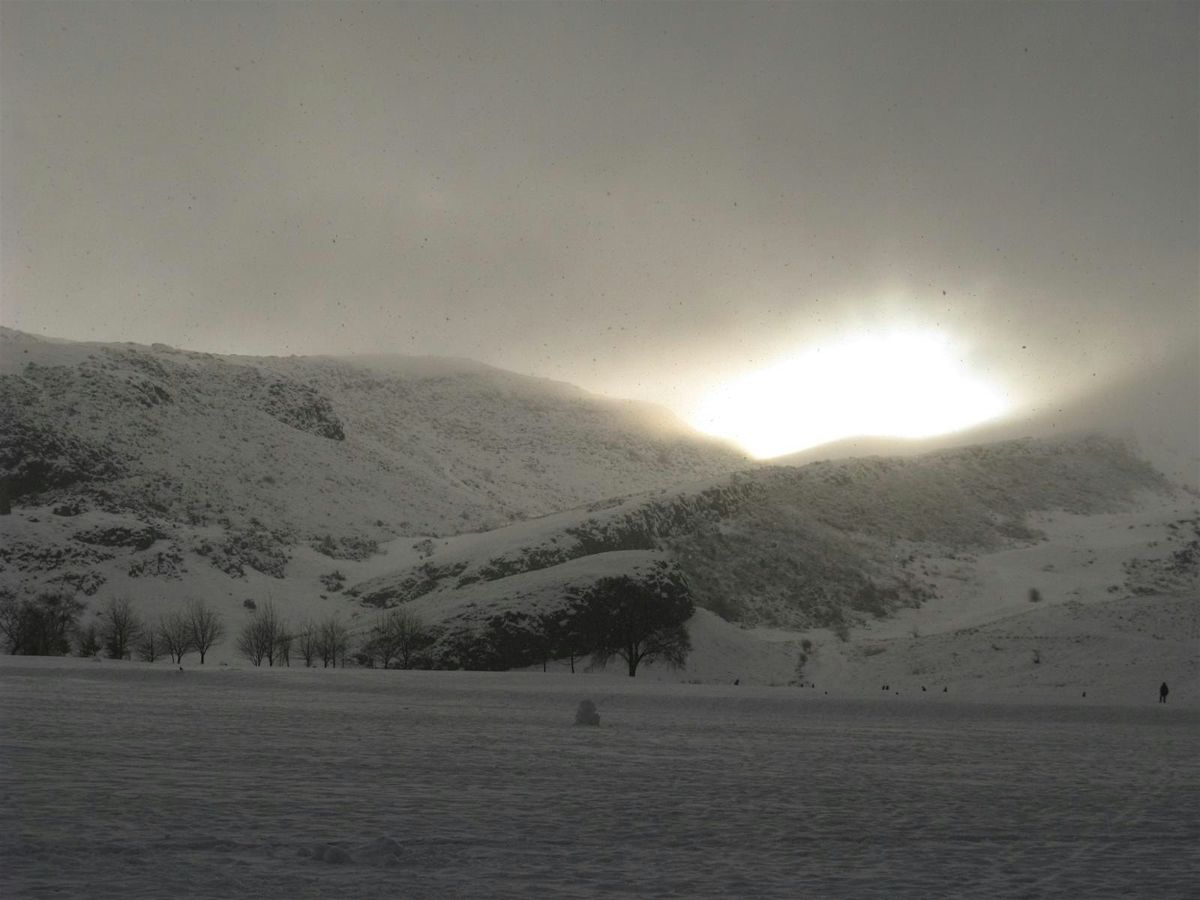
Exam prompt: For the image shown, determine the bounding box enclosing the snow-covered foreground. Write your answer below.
[3,659,1197,899]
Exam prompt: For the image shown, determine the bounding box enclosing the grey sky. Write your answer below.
[2,2,1196,452]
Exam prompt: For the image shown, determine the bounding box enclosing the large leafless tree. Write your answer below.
[186,599,226,664]
[159,610,193,664]
[101,597,144,660]
[296,619,320,667]
[237,601,287,666]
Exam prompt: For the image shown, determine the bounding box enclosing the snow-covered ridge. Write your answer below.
[349,434,1173,630]
[0,327,748,538]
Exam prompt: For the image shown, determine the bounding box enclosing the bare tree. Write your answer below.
[544,610,590,674]
[237,601,287,667]
[261,602,285,667]
[0,588,37,655]
[0,592,86,656]
[101,597,144,660]
[275,629,293,668]
[136,627,163,662]
[159,610,193,664]
[237,609,269,666]
[296,619,320,667]
[186,599,226,664]
[367,609,430,669]
[360,627,388,670]
[388,609,432,672]
[0,588,18,653]
[237,619,269,666]
[318,614,349,668]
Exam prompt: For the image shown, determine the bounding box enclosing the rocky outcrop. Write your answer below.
[72,524,163,551]
[0,415,125,500]
[194,528,291,579]
[260,380,345,441]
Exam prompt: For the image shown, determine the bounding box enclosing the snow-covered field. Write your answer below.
[4,658,1196,899]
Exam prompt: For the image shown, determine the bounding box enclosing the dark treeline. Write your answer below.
[0,568,695,677]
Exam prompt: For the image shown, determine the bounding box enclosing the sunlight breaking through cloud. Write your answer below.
[688,331,1008,458]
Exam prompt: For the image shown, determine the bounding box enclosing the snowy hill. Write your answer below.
[351,434,1171,621]
[338,434,1189,670]
[1,328,1195,692]
[0,327,748,539]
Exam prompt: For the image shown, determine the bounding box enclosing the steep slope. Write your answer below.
[0,327,747,541]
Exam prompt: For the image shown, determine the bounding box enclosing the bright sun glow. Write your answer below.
[688,331,1008,458]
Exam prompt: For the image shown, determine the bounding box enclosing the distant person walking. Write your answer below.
[1159,682,1169,704]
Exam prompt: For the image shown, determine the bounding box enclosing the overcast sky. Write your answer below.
[2,2,1196,457]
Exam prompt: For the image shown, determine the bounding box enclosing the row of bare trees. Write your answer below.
[237,602,353,668]
[1,588,416,670]
[0,591,226,663]
[233,604,440,670]
[360,608,432,669]
[81,597,227,663]
[3,572,693,677]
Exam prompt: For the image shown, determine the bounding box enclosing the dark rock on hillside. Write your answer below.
[0,415,125,500]
[127,544,187,579]
[311,534,379,560]
[72,524,163,551]
[194,528,291,579]
[261,380,345,441]
[1123,515,1200,596]
[0,539,114,572]
[354,560,470,608]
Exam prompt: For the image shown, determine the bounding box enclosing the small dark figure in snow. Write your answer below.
[942,687,948,693]
[1159,682,1169,704]
[574,699,600,726]
[733,679,739,686]
[921,686,927,692]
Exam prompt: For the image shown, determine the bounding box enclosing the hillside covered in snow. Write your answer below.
[1,328,1195,689]
[344,434,1190,666]
[0,327,747,538]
